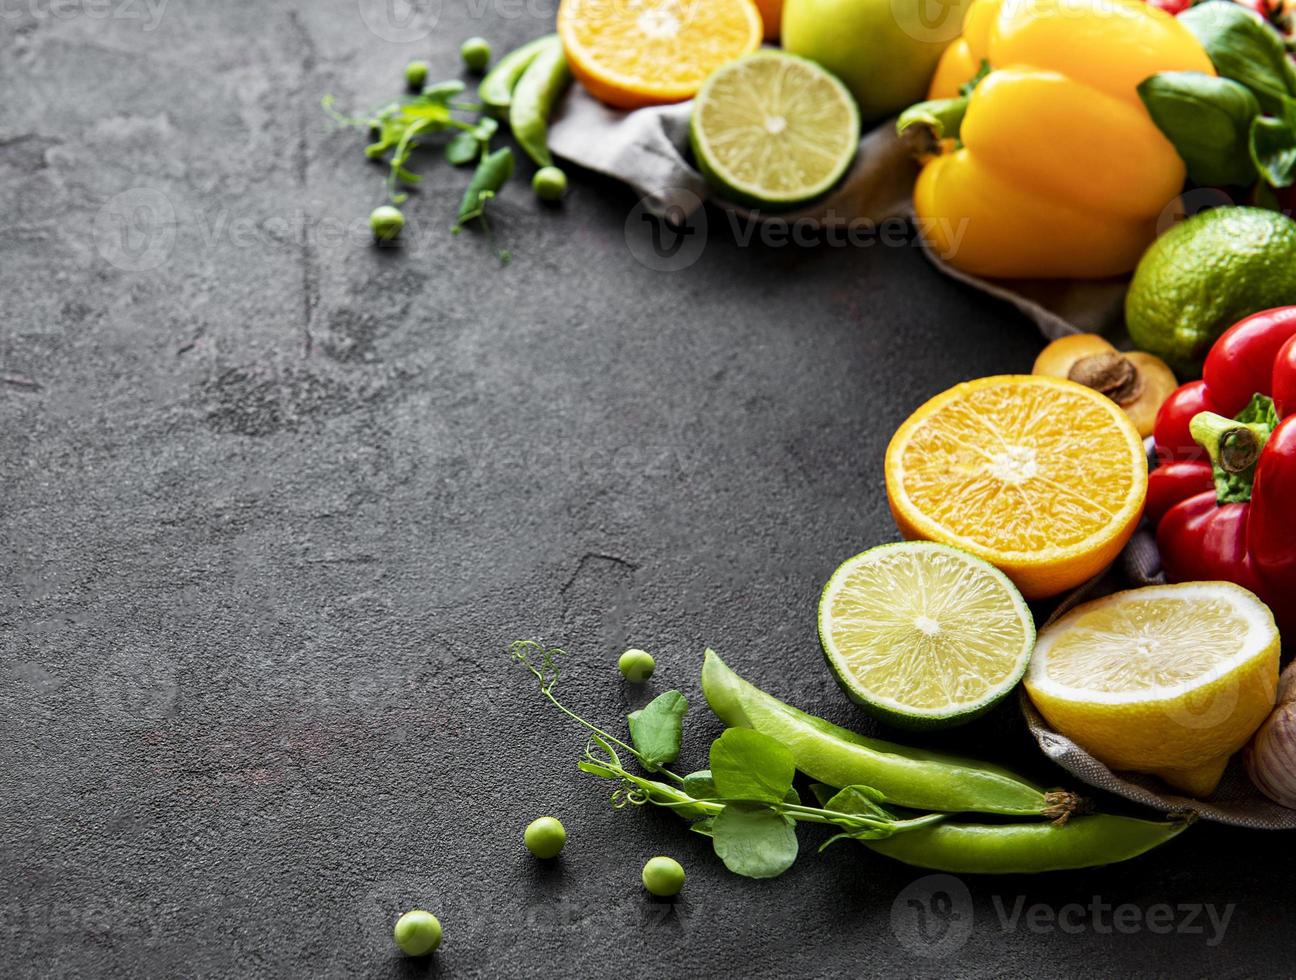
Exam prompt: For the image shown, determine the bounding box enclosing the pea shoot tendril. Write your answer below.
[509,639,947,879]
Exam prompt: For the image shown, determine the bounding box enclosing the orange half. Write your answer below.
[558,0,762,109]
[884,375,1148,599]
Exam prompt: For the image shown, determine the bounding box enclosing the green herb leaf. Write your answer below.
[680,769,718,799]
[689,817,716,838]
[421,80,467,105]
[824,784,894,821]
[627,691,688,770]
[446,131,480,166]
[1251,114,1296,188]
[1180,2,1296,116]
[1139,72,1260,186]
[807,782,835,808]
[709,727,795,804]
[711,803,799,879]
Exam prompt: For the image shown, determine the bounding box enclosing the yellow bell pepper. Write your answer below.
[910,0,1215,279]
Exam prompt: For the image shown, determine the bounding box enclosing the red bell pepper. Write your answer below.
[1148,307,1296,623]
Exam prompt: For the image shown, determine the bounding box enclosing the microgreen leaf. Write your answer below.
[680,770,718,800]
[420,80,467,104]
[709,728,795,804]
[446,131,480,166]
[689,817,716,838]
[627,691,688,770]
[578,760,618,779]
[808,783,835,808]
[711,803,799,879]
[824,785,894,821]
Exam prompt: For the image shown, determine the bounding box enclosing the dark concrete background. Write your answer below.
[2,2,1291,977]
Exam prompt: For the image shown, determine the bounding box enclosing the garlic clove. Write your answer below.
[1246,664,1296,809]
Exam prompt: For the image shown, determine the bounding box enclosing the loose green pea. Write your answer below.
[532,166,568,202]
[460,37,492,73]
[618,649,655,682]
[641,856,685,897]
[524,815,566,859]
[405,60,430,91]
[393,910,442,956]
[369,205,404,242]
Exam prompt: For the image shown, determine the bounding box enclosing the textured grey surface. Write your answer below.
[1,2,1290,978]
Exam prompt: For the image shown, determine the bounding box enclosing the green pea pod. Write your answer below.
[509,36,571,168]
[700,650,1078,818]
[863,815,1191,874]
[454,146,515,230]
[478,34,554,115]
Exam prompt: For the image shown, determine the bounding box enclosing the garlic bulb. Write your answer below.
[1246,665,1296,808]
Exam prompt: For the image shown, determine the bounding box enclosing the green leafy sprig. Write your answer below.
[323,77,514,259]
[1141,2,1296,199]
[510,640,945,880]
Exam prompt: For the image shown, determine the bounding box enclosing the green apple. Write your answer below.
[781,0,974,123]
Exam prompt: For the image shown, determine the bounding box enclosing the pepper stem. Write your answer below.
[1190,411,1270,473]
[1190,410,1274,504]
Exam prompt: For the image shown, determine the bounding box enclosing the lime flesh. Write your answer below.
[818,542,1035,728]
[690,50,860,208]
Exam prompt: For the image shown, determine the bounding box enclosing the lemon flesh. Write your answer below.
[1026,582,1280,797]
[818,542,1035,729]
[690,51,860,208]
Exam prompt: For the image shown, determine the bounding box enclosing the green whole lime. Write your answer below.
[1126,207,1296,377]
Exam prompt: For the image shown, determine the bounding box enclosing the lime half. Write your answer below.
[690,50,860,209]
[818,542,1035,729]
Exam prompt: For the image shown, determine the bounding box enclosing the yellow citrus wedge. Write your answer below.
[1025,583,1280,797]
[558,0,762,109]
[884,375,1147,599]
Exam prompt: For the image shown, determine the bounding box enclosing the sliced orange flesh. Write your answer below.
[558,0,762,109]
[885,375,1147,599]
